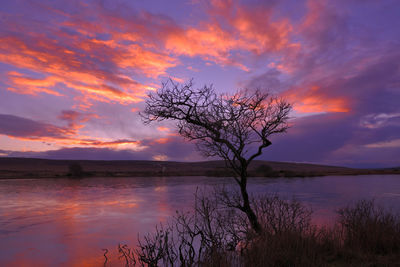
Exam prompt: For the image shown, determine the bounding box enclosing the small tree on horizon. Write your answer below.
[141,80,292,233]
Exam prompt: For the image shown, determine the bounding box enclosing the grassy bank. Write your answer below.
[1,157,399,178]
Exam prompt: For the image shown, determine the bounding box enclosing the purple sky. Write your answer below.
[0,0,399,167]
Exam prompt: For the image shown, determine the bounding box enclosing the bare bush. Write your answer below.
[338,199,400,254]
[131,190,315,266]
[68,162,84,178]
[109,196,400,266]
[253,195,312,235]
[135,225,173,266]
[133,189,247,266]
[118,244,136,266]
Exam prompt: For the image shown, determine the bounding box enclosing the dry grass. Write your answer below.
[109,194,400,266]
[236,199,400,267]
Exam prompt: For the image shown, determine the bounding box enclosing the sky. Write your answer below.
[0,0,399,168]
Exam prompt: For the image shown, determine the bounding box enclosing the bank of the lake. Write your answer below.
[1,157,399,179]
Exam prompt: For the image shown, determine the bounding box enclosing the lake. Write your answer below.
[1,175,399,266]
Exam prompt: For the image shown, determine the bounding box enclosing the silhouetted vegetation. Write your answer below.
[107,192,400,266]
[338,200,400,255]
[141,80,292,232]
[68,162,84,178]
[205,167,236,177]
[254,164,276,176]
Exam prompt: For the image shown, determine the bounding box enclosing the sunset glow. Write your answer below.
[0,0,399,167]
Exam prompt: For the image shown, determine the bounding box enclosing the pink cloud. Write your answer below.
[284,85,350,114]
[165,1,294,68]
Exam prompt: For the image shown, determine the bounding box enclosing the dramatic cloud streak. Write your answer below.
[165,0,294,70]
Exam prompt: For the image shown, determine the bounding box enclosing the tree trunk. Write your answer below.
[240,176,262,233]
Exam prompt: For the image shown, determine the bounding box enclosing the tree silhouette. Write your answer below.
[68,162,84,178]
[141,80,292,232]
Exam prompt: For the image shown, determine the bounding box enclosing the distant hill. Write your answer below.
[0,157,399,179]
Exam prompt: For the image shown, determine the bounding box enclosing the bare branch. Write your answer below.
[141,79,292,232]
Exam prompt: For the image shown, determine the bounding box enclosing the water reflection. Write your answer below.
[0,175,399,266]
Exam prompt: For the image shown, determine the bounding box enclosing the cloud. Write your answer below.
[156,126,170,132]
[238,0,400,167]
[6,71,64,96]
[360,113,400,129]
[165,0,294,69]
[0,134,202,161]
[0,1,176,108]
[1,147,146,161]
[277,113,399,168]
[283,85,350,114]
[0,0,297,109]
[0,114,73,139]
[0,112,201,160]
[58,110,99,131]
[0,113,142,150]
[365,139,400,149]
[0,0,296,109]
[258,113,351,162]
[153,154,169,161]
[0,0,399,167]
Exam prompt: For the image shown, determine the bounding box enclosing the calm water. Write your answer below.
[0,175,399,266]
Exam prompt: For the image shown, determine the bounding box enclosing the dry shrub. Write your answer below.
[254,195,312,235]
[109,194,400,267]
[243,195,319,267]
[338,199,400,254]
[68,162,84,178]
[131,189,247,266]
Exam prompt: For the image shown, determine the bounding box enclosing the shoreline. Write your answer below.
[1,157,399,179]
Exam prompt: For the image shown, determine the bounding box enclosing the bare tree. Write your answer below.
[141,80,292,233]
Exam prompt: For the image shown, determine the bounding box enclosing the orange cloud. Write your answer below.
[157,126,170,132]
[294,96,349,113]
[0,0,298,110]
[170,76,185,83]
[117,44,177,78]
[0,10,176,109]
[0,0,300,120]
[74,139,142,149]
[7,71,63,96]
[153,154,168,161]
[165,1,293,68]
[285,85,350,114]
[7,135,144,151]
[154,138,170,144]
